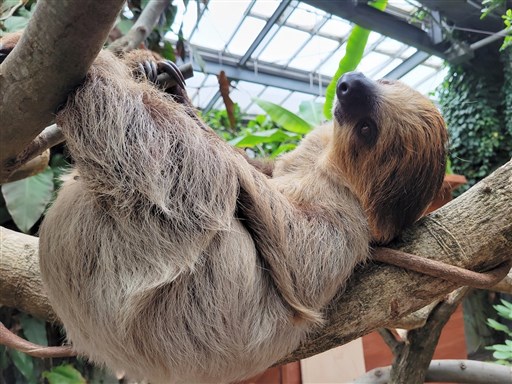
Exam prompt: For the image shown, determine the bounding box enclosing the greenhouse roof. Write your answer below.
[166,0,507,115]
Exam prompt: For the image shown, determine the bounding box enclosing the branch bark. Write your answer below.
[1,161,511,364]
[0,0,125,181]
[356,360,512,384]
[388,288,469,383]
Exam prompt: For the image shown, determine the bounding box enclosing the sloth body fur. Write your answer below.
[38,50,447,383]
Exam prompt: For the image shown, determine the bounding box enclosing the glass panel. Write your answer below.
[376,37,407,55]
[286,3,326,30]
[370,59,402,79]
[232,81,266,111]
[246,102,265,115]
[319,16,352,38]
[281,91,316,113]
[257,86,292,104]
[257,26,311,64]
[180,1,199,38]
[190,1,251,50]
[424,55,444,67]
[226,17,267,56]
[399,47,417,59]
[192,74,220,109]
[185,71,206,89]
[250,1,280,18]
[415,67,448,96]
[399,65,438,88]
[317,44,346,75]
[288,35,340,71]
[357,52,390,74]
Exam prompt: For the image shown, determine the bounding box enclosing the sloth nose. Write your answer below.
[336,72,373,101]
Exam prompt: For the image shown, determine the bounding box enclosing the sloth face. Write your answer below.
[330,72,448,244]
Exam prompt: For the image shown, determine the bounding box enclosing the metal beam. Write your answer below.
[192,48,331,96]
[240,0,292,65]
[301,0,450,59]
[384,51,430,80]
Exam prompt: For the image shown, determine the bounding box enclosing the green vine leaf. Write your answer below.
[43,364,86,384]
[1,167,54,233]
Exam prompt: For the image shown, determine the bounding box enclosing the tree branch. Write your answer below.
[356,360,512,384]
[388,288,469,383]
[1,161,511,364]
[109,0,172,53]
[0,0,125,181]
[2,150,50,183]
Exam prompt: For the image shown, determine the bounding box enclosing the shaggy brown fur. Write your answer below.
[1,35,447,382]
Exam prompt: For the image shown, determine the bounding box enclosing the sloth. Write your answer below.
[2,33,447,383]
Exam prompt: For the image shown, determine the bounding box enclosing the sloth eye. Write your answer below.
[355,119,378,147]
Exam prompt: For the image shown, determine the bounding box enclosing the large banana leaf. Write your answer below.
[254,99,313,134]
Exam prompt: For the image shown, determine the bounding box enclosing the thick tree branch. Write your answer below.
[0,0,125,181]
[1,161,511,364]
[356,360,512,384]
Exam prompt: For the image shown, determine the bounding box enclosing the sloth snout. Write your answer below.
[336,72,374,101]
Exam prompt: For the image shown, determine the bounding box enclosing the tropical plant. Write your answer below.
[486,299,512,365]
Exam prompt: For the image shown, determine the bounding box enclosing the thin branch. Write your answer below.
[0,125,63,183]
[2,150,50,184]
[377,328,403,355]
[489,270,512,294]
[0,322,75,358]
[355,360,512,384]
[109,0,172,53]
[0,0,125,181]
[387,288,469,384]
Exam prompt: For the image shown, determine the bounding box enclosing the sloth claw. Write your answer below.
[157,60,186,89]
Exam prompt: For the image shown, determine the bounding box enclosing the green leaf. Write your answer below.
[323,0,388,119]
[19,313,47,346]
[116,18,134,35]
[1,167,54,233]
[494,304,512,319]
[271,143,297,157]
[254,99,312,134]
[299,100,324,126]
[43,364,86,384]
[501,299,512,310]
[8,349,36,383]
[160,40,176,62]
[492,350,512,360]
[487,318,510,332]
[489,344,512,352]
[3,15,29,32]
[230,129,297,147]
